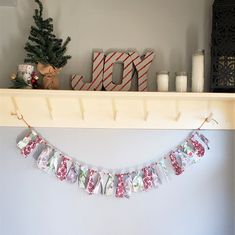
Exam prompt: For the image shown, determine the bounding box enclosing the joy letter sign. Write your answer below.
[71,50,155,91]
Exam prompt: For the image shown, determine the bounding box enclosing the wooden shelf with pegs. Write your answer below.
[0,89,235,130]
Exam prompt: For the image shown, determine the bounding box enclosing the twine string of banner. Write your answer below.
[11,111,32,130]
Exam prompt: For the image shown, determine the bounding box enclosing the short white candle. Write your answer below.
[157,71,169,92]
[192,50,205,92]
[176,72,187,92]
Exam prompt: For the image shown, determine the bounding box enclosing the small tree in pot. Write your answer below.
[24,0,71,89]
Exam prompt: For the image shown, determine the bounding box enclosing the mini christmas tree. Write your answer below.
[24,0,71,69]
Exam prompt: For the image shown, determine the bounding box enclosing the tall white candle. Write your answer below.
[175,72,187,92]
[192,50,205,92]
[157,71,170,92]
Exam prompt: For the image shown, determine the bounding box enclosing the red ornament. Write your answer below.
[31,71,37,77]
[30,72,40,89]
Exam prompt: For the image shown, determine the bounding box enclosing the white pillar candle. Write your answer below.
[192,50,205,92]
[157,71,170,92]
[175,72,188,92]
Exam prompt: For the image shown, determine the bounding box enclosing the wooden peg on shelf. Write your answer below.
[175,112,181,122]
[198,112,219,130]
[207,100,212,118]
[112,99,118,121]
[143,100,149,121]
[10,96,23,119]
[46,97,53,120]
[175,100,181,122]
[11,96,19,113]
[206,112,214,122]
[79,98,85,120]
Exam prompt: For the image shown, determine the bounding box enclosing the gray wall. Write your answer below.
[0,0,212,90]
[0,128,234,235]
[0,1,235,235]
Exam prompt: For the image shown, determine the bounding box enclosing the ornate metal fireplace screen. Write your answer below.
[211,0,235,92]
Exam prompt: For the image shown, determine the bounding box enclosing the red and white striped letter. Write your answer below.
[71,51,105,91]
[103,52,134,91]
[129,51,155,91]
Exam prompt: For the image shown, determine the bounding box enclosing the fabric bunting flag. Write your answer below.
[37,146,52,171]
[93,172,108,195]
[46,151,61,175]
[151,165,162,188]
[17,131,43,157]
[132,171,144,193]
[86,169,97,195]
[116,174,125,198]
[124,174,133,198]
[56,156,72,181]
[78,166,88,189]
[66,163,79,184]
[105,173,115,196]
[142,167,153,191]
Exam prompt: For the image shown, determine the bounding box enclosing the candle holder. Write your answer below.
[157,71,170,92]
[192,50,205,92]
[175,72,188,92]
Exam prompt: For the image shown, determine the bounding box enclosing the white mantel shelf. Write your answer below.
[0,89,235,130]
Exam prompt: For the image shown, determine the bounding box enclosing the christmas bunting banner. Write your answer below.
[17,130,210,199]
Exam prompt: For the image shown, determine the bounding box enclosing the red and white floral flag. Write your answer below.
[142,167,153,191]
[56,156,72,181]
[116,174,125,198]
[86,169,97,195]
